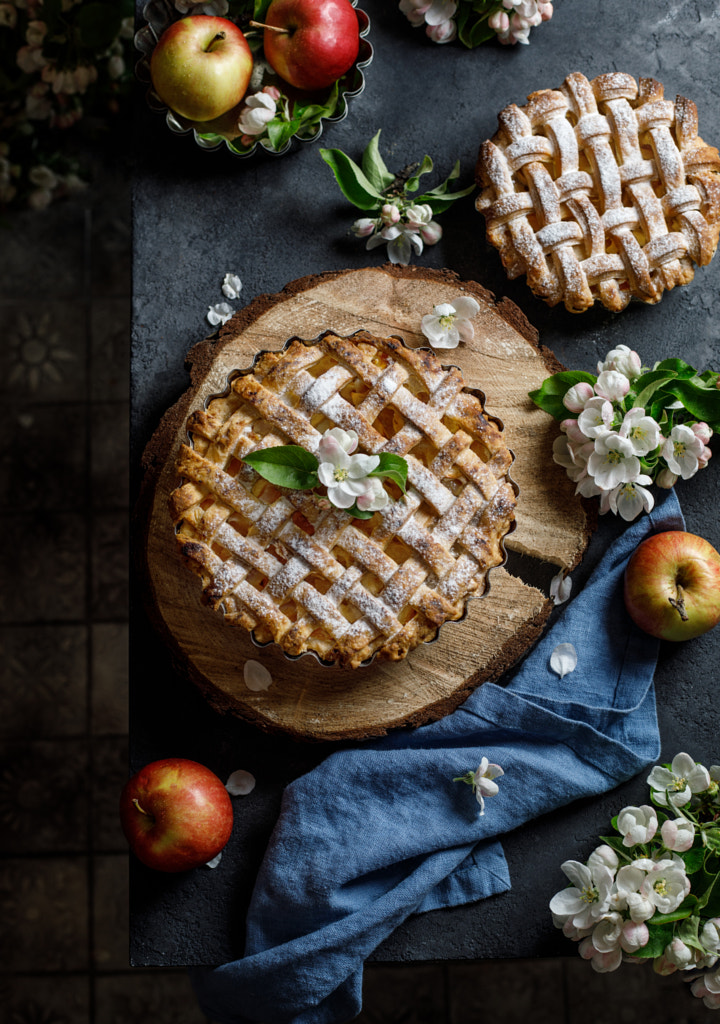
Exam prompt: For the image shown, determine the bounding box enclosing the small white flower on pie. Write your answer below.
[587,433,640,490]
[317,428,384,510]
[221,273,242,299]
[647,752,710,807]
[421,296,480,349]
[662,424,705,480]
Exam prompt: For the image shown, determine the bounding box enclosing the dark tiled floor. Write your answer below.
[0,158,716,1024]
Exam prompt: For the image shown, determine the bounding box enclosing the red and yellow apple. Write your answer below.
[259,0,360,92]
[119,758,233,872]
[150,16,253,122]
[624,531,720,641]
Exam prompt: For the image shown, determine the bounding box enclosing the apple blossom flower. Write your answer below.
[561,418,588,445]
[420,296,480,349]
[665,937,695,969]
[692,421,714,445]
[28,165,57,190]
[699,444,713,469]
[381,203,401,226]
[222,273,242,300]
[453,757,504,815]
[26,19,47,46]
[595,370,630,403]
[619,408,662,456]
[563,381,595,413]
[691,970,720,1009]
[488,9,510,32]
[0,3,17,27]
[662,423,706,479]
[639,858,691,914]
[28,187,53,210]
[578,935,623,972]
[588,845,619,874]
[591,912,623,954]
[552,436,587,483]
[616,805,658,847]
[550,859,615,930]
[578,397,614,439]
[366,221,424,265]
[661,817,695,852]
[701,919,720,954]
[238,89,280,136]
[426,17,456,42]
[606,475,654,522]
[598,344,642,380]
[317,428,386,511]
[647,752,711,808]
[587,433,641,490]
[16,44,46,72]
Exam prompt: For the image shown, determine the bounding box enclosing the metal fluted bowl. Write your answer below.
[134,0,372,158]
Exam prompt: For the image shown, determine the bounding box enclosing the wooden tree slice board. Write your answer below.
[137,265,593,742]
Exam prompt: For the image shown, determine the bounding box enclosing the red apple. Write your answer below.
[119,758,233,872]
[260,0,359,92]
[624,531,720,641]
[150,16,253,122]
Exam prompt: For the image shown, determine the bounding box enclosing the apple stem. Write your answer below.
[132,798,151,816]
[207,31,226,51]
[249,20,289,34]
[668,584,689,622]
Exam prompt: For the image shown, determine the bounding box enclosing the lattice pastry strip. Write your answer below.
[476,71,720,313]
[169,331,516,668]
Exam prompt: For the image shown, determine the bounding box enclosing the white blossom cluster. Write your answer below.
[550,754,720,1010]
[553,345,714,522]
[353,202,442,266]
[398,0,553,46]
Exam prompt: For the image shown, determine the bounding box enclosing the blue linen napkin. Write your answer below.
[192,488,684,1024]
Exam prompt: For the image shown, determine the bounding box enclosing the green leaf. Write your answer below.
[243,446,319,490]
[662,379,720,426]
[652,358,698,378]
[632,370,678,410]
[267,117,301,151]
[632,923,675,958]
[368,453,408,493]
[680,846,706,874]
[528,371,597,422]
[647,895,697,927]
[319,147,385,211]
[346,503,375,520]
[361,130,395,193]
[455,5,497,48]
[405,155,434,193]
[252,0,272,19]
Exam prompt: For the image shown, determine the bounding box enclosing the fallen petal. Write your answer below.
[226,769,256,796]
[244,659,272,691]
[550,643,577,679]
[549,571,572,605]
[205,852,222,868]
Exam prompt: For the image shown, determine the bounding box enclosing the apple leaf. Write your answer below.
[405,155,434,193]
[528,370,598,421]
[361,130,395,194]
[319,147,386,211]
[368,452,408,493]
[455,4,498,48]
[346,503,375,520]
[243,446,320,490]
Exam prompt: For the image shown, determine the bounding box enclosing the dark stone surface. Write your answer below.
[131,0,720,966]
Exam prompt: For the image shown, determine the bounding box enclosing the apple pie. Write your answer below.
[476,72,720,312]
[168,330,517,668]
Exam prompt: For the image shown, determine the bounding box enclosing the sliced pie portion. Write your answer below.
[169,330,517,668]
[476,72,720,312]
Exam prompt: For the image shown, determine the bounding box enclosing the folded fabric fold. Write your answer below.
[192,489,684,1024]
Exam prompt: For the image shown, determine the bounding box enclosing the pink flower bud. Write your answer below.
[692,421,713,443]
[699,445,713,468]
[595,370,630,402]
[620,921,649,953]
[563,381,594,413]
[489,9,510,30]
[538,1,553,19]
[352,218,376,238]
[264,86,282,102]
[381,204,400,226]
[661,817,695,852]
[420,220,442,245]
[655,467,678,489]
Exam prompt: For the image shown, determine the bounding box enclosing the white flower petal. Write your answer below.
[222,273,242,299]
[205,852,222,868]
[207,302,234,326]
[549,571,572,605]
[226,769,256,796]
[243,660,272,691]
[550,642,577,679]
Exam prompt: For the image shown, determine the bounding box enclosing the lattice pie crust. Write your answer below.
[476,72,720,313]
[169,331,517,669]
